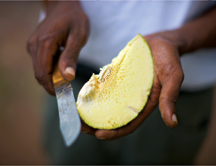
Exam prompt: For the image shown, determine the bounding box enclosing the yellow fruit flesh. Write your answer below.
[77,34,154,129]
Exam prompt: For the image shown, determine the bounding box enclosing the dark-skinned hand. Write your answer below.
[27,2,89,95]
[86,5,216,140]
[82,34,184,140]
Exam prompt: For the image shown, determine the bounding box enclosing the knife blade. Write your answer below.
[52,65,81,147]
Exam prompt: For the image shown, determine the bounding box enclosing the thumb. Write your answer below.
[58,33,82,81]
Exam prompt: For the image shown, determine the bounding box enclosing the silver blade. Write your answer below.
[55,82,81,147]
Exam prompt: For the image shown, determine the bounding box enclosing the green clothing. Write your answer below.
[43,64,213,165]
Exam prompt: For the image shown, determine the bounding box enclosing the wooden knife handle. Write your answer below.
[52,64,69,87]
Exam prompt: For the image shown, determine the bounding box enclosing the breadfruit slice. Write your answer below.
[76,34,154,129]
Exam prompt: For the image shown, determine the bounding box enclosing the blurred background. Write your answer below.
[0,1,216,165]
[0,2,48,164]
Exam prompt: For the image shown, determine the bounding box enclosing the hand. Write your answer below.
[27,2,89,95]
[82,32,184,140]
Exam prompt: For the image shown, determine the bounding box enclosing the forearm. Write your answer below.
[154,6,216,55]
[44,1,83,14]
[177,6,216,54]
[44,1,56,13]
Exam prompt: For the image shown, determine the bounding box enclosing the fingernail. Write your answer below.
[172,113,178,124]
[65,67,75,78]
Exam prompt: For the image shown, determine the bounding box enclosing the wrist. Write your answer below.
[44,1,58,13]
[154,30,187,55]
[160,6,216,55]
[45,1,82,14]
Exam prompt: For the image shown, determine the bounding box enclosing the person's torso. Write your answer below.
[79,1,216,91]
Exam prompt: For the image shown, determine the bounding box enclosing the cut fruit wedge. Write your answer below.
[76,34,154,129]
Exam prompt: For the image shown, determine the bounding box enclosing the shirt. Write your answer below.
[39,1,216,91]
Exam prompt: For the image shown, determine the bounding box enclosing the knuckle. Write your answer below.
[38,34,55,46]
[161,60,183,80]
[62,52,78,63]
[161,60,177,75]
[149,86,161,104]
[170,95,178,104]
[34,71,45,83]
[80,12,89,27]
[149,94,159,104]
[27,35,37,47]
[160,95,178,105]
[171,67,184,83]
[71,29,88,48]
[27,36,37,52]
[72,13,89,46]
[178,70,184,83]
[27,38,34,48]
[82,15,89,37]
[80,27,88,44]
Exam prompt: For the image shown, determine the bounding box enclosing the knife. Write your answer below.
[52,64,81,147]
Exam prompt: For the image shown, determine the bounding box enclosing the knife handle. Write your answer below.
[52,64,69,88]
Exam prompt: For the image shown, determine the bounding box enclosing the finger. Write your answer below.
[159,70,184,128]
[34,38,59,95]
[95,78,161,140]
[81,121,96,136]
[27,34,38,58]
[59,30,87,81]
[27,22,43,55]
